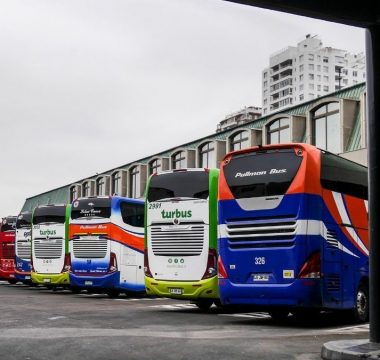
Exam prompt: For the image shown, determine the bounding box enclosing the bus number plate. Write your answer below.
[85,281,93,286]
[253,274,269,281]
[43,278,51,283]
[169,288,183,295]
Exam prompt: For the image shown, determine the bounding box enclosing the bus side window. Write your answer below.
[120,202,144,228]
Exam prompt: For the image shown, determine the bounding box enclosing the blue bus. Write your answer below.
[69,196,145,297]
[218,143,368,322]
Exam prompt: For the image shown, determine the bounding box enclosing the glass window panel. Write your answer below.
[269,132,278,144]
[326,112,340,153]
[328,102,339,112]
[279,127,290,143]
[280,118,289,127]
[314,104,327,117]
[315,117,326,149]
[268,120,280,130]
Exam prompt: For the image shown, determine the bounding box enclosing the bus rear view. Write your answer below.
[31,204,71,288]
[0,216,17,284]
[218,143,368,321]
[15,211,32,284]
[145,168,219,309]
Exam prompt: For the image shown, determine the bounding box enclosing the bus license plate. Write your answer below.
[169,288,183,295]
[25,276,31,280]
[43,278,51,283]
[85,281,93,286]
[253,274,269,281]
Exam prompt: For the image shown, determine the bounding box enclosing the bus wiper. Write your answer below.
[157,197,199,202]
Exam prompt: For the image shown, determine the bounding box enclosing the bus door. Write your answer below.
[117,200,145,287]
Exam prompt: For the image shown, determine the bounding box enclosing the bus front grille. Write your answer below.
[226,218,297,249]
[34,238,63,259]
[1,243,15,259]
[72,237,108,258]
[150,222,205,256]
[16,241,31,260]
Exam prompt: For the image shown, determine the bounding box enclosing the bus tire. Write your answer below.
[106,290,120,298]
[268,308,289,320]
[194,299,213,311]
[353,284,369,323]
[8,279,17,285]
[71,286,81,294]
[214,299,223,308]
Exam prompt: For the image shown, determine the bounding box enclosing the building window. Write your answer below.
[309,73,314,80]
[267,118,290,144]
[323,57,329,63]
[112,172,121,195]
[70,186,77,202]
[312,102,340,153]
[149,159,162,175]
[82,182,90,197]
[308,63,314,71]
[199,142,215,168]
[172,151,186,169]
[230,130,249,151]
[96,178,105,196]
[129,166,140,198]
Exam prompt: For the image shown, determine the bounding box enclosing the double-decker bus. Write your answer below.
[218,143,369,322]
[144,168,219,310]
[0,216,17,284]
[31,204,71,289]
[15,211,33,284]
[69,196,145,297]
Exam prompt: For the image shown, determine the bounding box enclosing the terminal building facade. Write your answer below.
[21,82,367,212]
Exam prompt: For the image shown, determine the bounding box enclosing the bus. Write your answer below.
[69,196,145,297]
[218,143,369,322]
[15,211,33,284]
[0,216,17,284]
[31,204,71,289]
[144,168,219,310]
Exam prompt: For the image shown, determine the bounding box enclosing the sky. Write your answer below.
[0,0,366,217]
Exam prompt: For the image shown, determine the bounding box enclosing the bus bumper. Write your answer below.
[145,276,219,299]
[0,269,16,281]
[15,269,32,283]
[31,271,70,286]
[218,278,322,308]
[69,272,120,290]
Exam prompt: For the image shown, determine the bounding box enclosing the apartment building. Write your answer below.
[262,34,366,115]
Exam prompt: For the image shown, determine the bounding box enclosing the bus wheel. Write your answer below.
[214,299,223,308]
[106,290,120,298]
[71,287,81,294]
[194,299,213,311]
[353,284,369,323]
[8,279,17,285]
[268,309,289,321]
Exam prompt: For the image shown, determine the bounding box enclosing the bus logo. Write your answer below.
[173,219,180,225]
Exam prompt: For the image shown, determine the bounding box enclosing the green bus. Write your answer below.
[144,168,219,310]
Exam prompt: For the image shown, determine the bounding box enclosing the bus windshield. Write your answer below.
[147,171,209,202]
[71,198,111,219]
[223,149,302,199]
[1,217,17,232]
[33,206,66,225]
[16,213,32,229]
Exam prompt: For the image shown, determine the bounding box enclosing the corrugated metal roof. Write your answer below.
[22,186,70,212]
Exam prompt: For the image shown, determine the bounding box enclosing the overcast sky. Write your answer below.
[0,0,365,217]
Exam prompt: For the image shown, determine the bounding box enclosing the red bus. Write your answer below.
[0,216,17,284]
